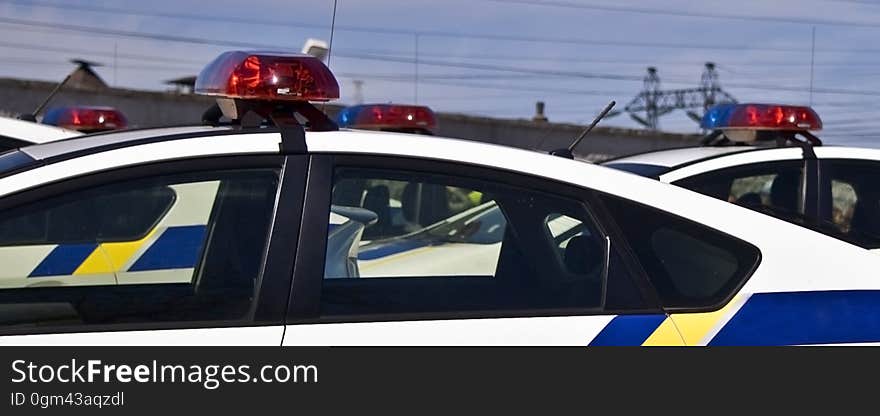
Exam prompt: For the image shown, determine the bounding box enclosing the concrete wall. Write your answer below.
[0,78,701,161]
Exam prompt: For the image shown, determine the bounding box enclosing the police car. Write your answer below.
[0,115,81,151]
[604,103,880,253]
[0,51,877,346]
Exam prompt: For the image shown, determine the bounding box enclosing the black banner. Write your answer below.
[0,347,873,414]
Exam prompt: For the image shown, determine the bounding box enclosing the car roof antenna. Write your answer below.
[550,100,616,159]
[17,71,75,122]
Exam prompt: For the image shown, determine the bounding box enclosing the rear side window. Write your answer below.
[599,193,760,310]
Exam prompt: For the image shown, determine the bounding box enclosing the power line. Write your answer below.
[485,0,880,29]
[0,57,197,72]
[0,40,206,65]
[0,5,834,53]
[1,15,879,98]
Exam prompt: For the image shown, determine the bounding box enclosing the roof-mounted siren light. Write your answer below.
[700,103,823,146]
[194,50,340,131]
[41,106,128,133]
[337,104,438,135]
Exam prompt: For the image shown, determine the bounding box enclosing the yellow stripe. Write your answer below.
[668,296,745,345]
[642,317,685,346]
[73,228,158,275]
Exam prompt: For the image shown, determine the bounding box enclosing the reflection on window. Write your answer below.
[323,166,607,317]
[831,180,857,233]
[0,169,279,332]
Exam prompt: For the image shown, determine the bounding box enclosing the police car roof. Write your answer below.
[19,125,229,160]
[604,146,753,168]
[0,116,82,144]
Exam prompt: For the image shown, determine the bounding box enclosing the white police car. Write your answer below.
[604,103,880,253]
[0,52,877,346]
[0,115,81,151]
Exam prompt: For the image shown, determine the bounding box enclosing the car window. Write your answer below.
[674,161,805,219]
[0,185,175,246]
[598,193,761,310]
[823,160,880,249]
[321,166,648,318]
[0,169,279,333]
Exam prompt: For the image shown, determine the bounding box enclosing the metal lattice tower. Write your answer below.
[700,62,721,111]
[643,67,661,130]
[352,80,364,105]
[616,63,737,130]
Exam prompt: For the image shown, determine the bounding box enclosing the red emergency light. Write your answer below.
[337,104,437,134]
[41,106,128,133]
[702,103,822,131]
[194,51,339,102]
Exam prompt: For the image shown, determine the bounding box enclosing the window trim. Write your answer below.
[0,155,299,337]
[286,154,663,325]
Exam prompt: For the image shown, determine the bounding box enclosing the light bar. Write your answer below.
[194,51,339,102]
[337,104,437,133]
[701,103,822,131]
[41,106,128,133]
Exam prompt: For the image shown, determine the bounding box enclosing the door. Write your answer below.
[283,155,667,346]
[0,155,304,345]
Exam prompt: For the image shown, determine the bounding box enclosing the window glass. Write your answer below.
[322,167,621,317]
[0,185,174,245]
[675,161,805,222]
[824,160,880,249]
[0,169,279,331]
[599,193,760,309]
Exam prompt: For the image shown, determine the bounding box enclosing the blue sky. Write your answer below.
[1,0,880,144]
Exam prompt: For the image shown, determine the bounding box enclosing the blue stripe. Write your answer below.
[710,290,880,346]
[29,243,98,277]
[357,239,431,260]
[589,314,666,346]
[129,225,207,271]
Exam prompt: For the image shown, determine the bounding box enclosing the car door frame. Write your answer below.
[283,153,667,345]
[0,154,307,345]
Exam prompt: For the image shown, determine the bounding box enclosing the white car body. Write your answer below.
[0,116,81,147]
[0,127,875,346]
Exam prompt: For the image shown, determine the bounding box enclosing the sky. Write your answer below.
[1,0,880,145]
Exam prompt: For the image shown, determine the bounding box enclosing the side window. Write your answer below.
[0,169,279,332]
[321,166,648,319]
[0,185,174,245]
[675,161,805,218]
[598,193,760,310]
[824,160,880,249]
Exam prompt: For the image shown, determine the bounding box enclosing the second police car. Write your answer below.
[0,106,127,151]
[0,51,877,346]
[604,103,880,253]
